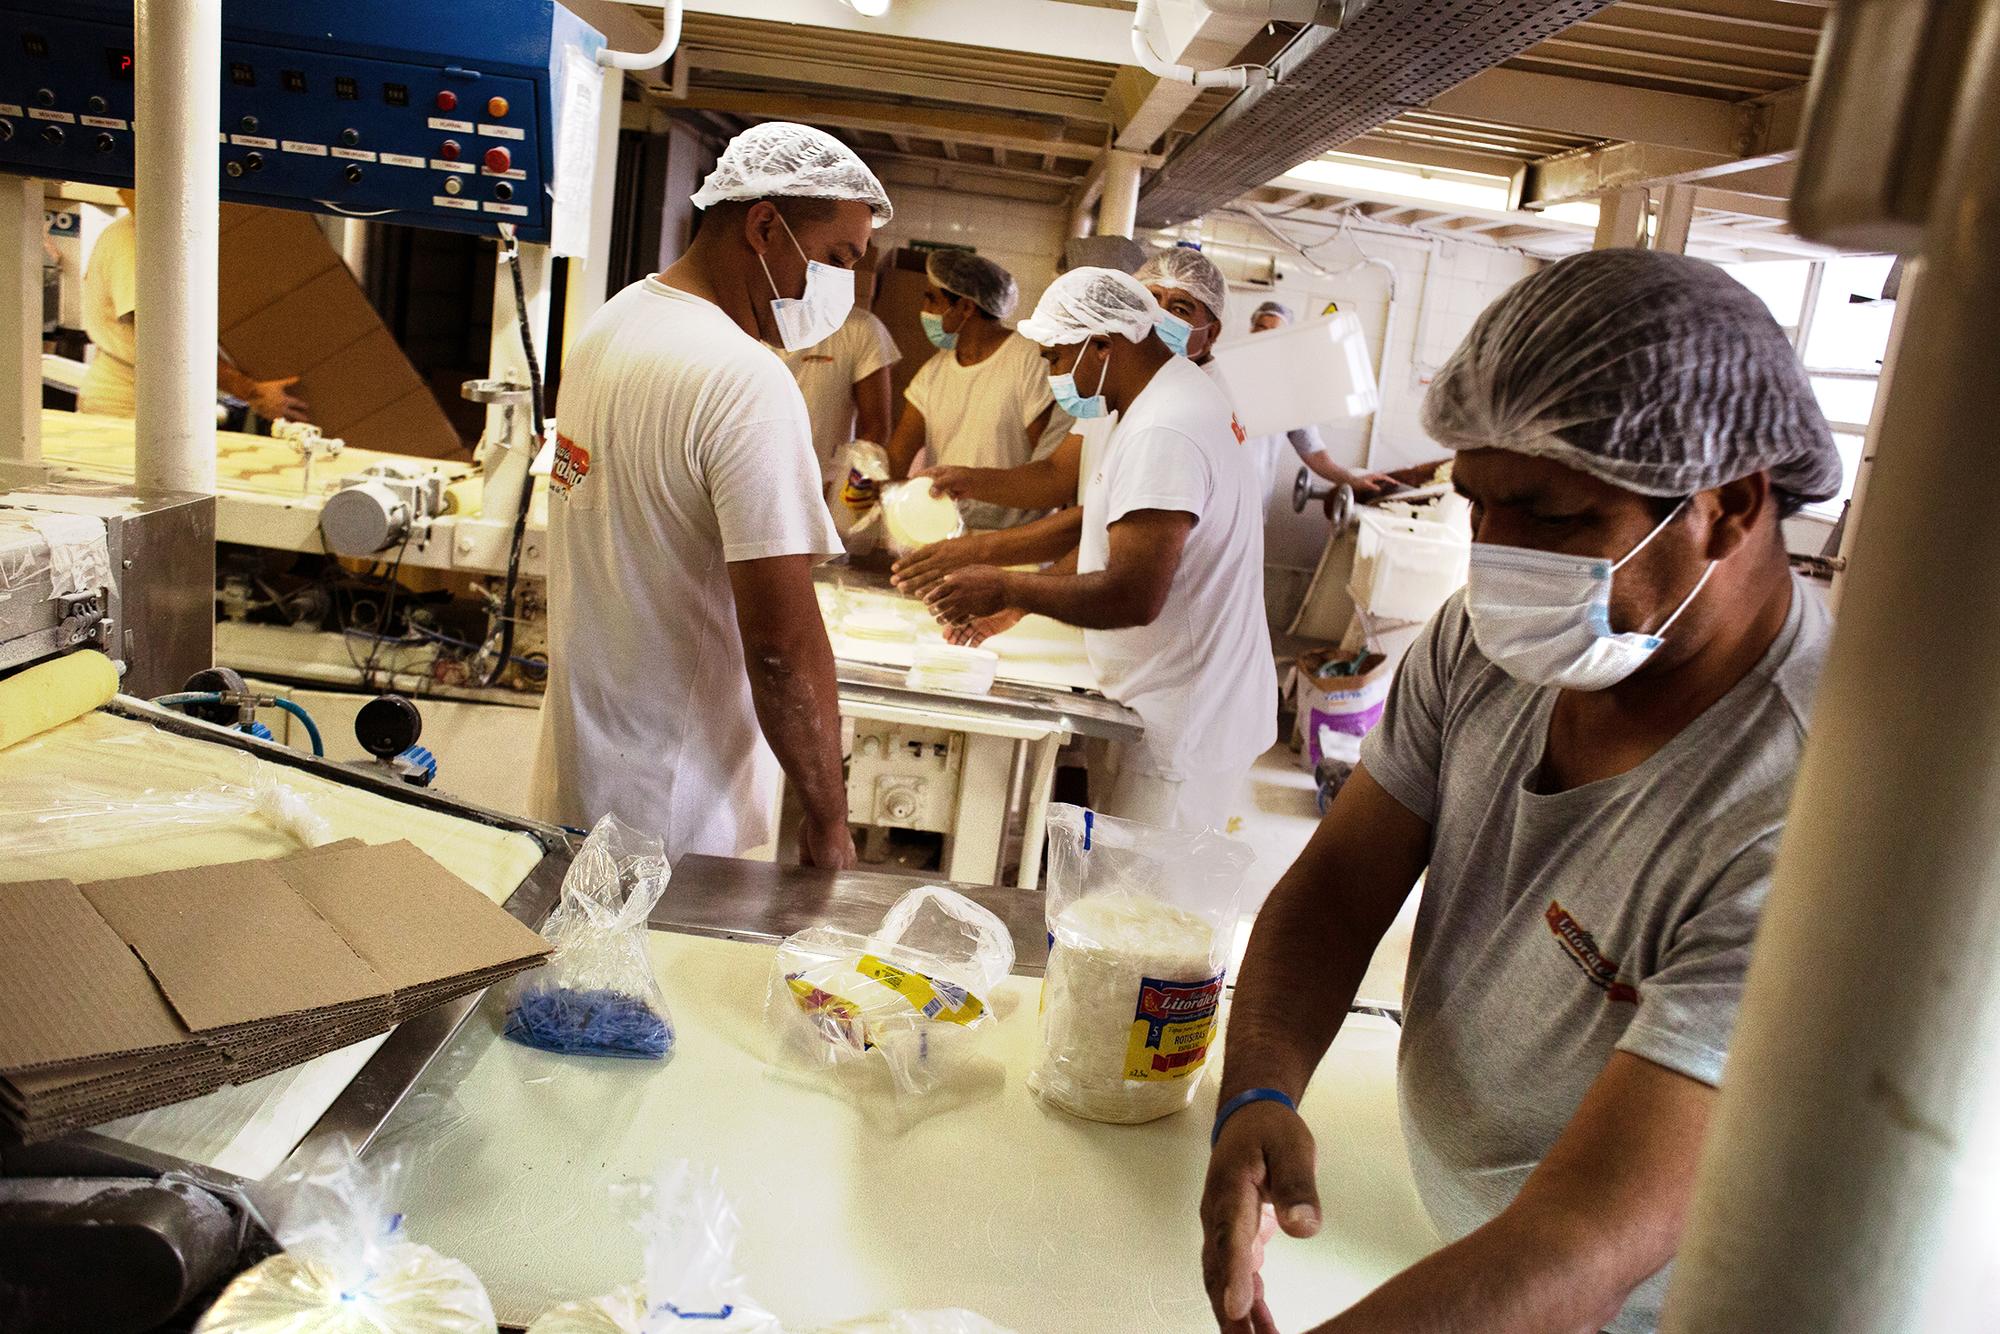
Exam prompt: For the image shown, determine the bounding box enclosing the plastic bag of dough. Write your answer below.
[767,885,1015,1101]
[816,1313,1015,1333]
[877,479,965,557]
[525,1160,781,1334]
[1029,804,1257,1124]
[830,440,890,555]
[195,1136,496,1333]
[504,814,676,1060]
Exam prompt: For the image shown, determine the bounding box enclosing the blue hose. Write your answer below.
[269,697,325,757]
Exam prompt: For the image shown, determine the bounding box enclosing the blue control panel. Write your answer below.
[0,1,604,247]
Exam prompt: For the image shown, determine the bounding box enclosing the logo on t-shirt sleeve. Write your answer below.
[551,432,590,496]
[1230,415,1246,445]
[1545,901,1639,1004]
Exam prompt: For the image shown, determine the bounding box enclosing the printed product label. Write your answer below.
[281,140,327,156]
[432,195,478,211]
[785,975,870,1052]
[380,152,424,168]
[855,954,984,1025]
[551,433,589,494]
[1125,970,1225,1082]
[839,466,879,516]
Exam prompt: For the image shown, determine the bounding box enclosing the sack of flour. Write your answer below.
[504,814,675,1060]
[526,1161,780,1334]
[195,1137,496,1333]
[1030,804,1257,1124]
[768,885,1015,1102]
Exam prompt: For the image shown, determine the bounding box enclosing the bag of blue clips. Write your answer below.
[505,814,676,1060]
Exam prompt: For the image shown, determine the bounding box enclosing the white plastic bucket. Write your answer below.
[1346,506,1470,623]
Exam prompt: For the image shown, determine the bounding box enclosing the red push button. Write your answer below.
[483,145,511,173]
[439,139,461,161]
[434,89,458,112]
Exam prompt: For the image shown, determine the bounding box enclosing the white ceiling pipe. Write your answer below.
[600,0,682,70]
[133,0,220,495]
[1130,0,1267,90]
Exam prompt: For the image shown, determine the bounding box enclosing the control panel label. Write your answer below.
[478,123,526,141]
[428,116,474,133]
[330,147,376,161]
[481,166,527,181]
[29,109,76,124]
[230,134,277,149]
[80,115,126,130]
[431,159,475,174]
[482,201,528,216]
[379,152,424,168]
[432,195,478,211]
[281,140,328,156]
[0,104,22,118]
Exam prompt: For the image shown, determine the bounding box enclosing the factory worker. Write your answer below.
[1244,298,1397,502]
[884,250,1066,529]
[774,241,900,488]
[888,246,1232,607]
[79,189,309,421]
[914,268,1276,830]
[531,123,892,869]
[1202,249,1844,1334]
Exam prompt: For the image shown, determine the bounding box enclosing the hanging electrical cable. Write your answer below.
[485,223,546,688]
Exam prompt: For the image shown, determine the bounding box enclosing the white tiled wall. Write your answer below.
[873,185,1069,318]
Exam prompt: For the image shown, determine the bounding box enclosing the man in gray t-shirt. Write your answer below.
[1198,250,1849,1334]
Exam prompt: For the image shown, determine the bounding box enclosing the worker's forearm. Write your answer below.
[951,459,1073,509]
[998,565,1154,630]
[743,633,849,828]
[1311,1202,1628,1334]
[215,359,254,399]
[973,507,1083,567]
[1216,844,1382,1103]
[886,432,921,479]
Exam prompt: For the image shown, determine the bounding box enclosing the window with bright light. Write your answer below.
[1722,256,1897,518]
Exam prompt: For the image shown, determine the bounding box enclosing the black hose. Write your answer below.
[485,225,547,687]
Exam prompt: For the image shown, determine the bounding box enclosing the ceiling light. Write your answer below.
[842,0,892,15]
[1538,202,1601,228]
[1278,158,1511,211]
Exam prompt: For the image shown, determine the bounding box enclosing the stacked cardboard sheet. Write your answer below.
[0,840,550,1142]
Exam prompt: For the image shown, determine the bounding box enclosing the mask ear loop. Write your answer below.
[1088,337,1112,399]
[1651,560,1718,638]
[1611,497,1691,572]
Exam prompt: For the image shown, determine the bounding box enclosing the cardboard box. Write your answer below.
[217,204,465,459]
[874,247,941,412]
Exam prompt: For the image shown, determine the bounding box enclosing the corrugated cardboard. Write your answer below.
[217,203,464,459]
[79,863,390,1034]
[0,880,188,1071]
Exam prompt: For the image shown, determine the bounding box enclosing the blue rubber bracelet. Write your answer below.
[1212,1087,1298,1145]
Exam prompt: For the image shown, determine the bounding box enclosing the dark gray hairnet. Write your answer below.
[1421,249,1842,502]
[925,250,1019,320]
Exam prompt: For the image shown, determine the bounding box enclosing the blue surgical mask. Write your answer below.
[1156,312,1195,358]
[921,310,958,350]
[1049,341,1111,419]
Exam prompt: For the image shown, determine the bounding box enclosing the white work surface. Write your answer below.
[0,707,547,1179]
[382,932,1439,1332]
[821,584,1100,695]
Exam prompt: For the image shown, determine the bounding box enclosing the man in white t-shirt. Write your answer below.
[917,268,1277,830]
[885,250,1066,530]
[530,123,893,867]
[776,243,900,485]
[79,190,310,421]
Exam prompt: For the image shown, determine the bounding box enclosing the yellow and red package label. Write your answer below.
[1124,970,1226,1082]
[785,955,985,1052]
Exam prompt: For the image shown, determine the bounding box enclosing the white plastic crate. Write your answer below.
[1346,506,1470,624]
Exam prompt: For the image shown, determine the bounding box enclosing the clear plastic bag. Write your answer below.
[504,815,675,1060]
[194,1136,497,1333]
[767,885,1015,1101]
[1030,804,1257,1124]
[525,1160,781,1334]
[830,440,890,555]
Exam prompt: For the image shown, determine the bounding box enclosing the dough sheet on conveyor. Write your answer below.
[381,931,1439,1332]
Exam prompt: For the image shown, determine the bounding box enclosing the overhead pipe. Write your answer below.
[599,0,682,70]
[133,0,220,496]
[1130,0,1372,90]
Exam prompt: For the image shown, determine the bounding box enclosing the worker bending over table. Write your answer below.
[1202,250,1843,1334]
[775,241,900,491]
[885,250,1068,529]
[889,246,1236,598]
[1243,299,1396,502]
[914,267,1275,830]
[532,123,894,869]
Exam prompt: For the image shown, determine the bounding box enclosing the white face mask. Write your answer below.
[1464,499,1717,692]
[759,211,855,351]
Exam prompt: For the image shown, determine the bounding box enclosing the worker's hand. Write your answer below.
[922,565,1009,626]
[1342,469,1401,501]
[799,815,858,871]
[916,466,977,500]
[945,608,1024,647]
[890,536,984,598]
[1202,1101,1322,1334]
[246,375,311,423]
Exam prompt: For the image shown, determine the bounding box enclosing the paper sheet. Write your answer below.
[384,933,1439,1332]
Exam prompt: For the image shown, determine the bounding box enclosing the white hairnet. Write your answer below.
[1017,268,1165,346]
[1136,246,1227,322]
[1251,299,1295,325]
[925,250,1018,320]
[690,122,892,226]
[1422,249,1842,503]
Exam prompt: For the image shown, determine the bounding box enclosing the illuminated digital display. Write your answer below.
[106,48,134,80]
[335,75,359,100]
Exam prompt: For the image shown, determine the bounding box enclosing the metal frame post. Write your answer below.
[0,176,41,468]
